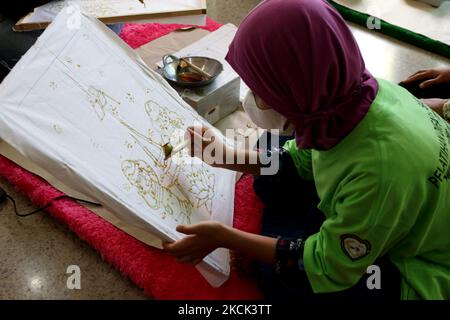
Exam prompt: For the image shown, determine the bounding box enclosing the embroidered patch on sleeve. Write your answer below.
[340,234,371,261]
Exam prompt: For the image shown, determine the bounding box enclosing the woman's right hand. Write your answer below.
[184,126,264,175]
[401,68,450,89]
[184,125,230,166]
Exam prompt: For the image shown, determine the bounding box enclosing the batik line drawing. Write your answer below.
[84,86,216,223]
[125,92,135,104]
[122,159,193,223]
[49,81,58,90]
[51,38,216,224]
[87,86,122,120]
[185,170,215,215]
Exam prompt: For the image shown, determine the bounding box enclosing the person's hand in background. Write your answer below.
[421,98,449,123]
[401,68,450,89]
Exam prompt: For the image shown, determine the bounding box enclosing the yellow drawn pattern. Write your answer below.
[121,160,192,224]
[86,86,216,223]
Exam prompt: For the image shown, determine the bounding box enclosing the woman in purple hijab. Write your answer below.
[164,0,450,300]
[225,0,379,151]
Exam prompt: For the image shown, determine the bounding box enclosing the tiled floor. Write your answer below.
[1,0,449,300]
[0,179,148,299]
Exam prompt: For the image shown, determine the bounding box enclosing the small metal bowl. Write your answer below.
[162,54,223,88]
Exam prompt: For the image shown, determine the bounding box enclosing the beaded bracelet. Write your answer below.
[275,237,305,274]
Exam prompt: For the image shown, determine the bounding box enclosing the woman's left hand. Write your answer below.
[163,222,226,266]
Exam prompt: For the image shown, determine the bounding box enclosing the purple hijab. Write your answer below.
[225,0,379,150]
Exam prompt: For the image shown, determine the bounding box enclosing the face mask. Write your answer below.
[242,91,294,135]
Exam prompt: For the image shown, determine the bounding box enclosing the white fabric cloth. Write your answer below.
[0,7,235,287]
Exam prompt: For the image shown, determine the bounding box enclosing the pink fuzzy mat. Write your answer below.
[0,19,265,299]
[120,17,223,49]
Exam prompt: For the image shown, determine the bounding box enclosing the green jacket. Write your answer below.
[284,78,450,299]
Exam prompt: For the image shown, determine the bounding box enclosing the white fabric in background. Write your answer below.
[0,8,235,287]
[18,0,206,28]
[334,0,450,46]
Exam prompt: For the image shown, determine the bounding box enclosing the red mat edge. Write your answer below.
[0,155,264,300]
